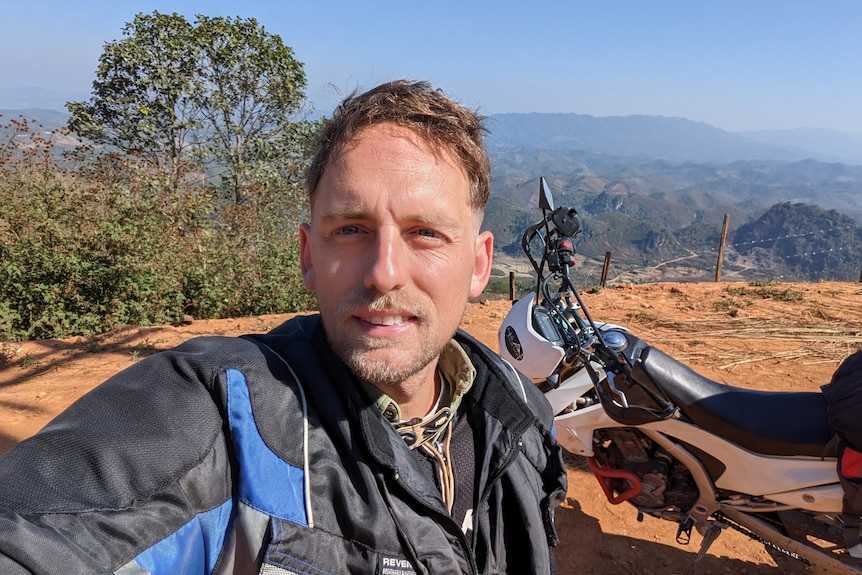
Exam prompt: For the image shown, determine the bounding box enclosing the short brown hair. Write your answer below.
[305,80,491,211]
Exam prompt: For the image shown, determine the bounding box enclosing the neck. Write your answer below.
[378,363,441,421]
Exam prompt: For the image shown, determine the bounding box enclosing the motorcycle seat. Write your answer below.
[637,345,832,458]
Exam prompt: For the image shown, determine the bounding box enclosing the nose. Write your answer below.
[364,227,408,294]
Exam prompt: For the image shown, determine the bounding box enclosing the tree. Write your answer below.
[67,12,311,198]
[191,15,308,203]
[67,12,200,187]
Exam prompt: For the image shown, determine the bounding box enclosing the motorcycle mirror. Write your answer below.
[539,177,554,211]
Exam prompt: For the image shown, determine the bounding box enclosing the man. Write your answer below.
[0,80,567,574]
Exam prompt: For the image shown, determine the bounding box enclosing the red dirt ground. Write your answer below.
[2,281,861,574]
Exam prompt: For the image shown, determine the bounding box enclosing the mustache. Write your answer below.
[336,289,429,318]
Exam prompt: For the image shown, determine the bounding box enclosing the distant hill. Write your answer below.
[489,151,862,221]
[733,202,862,281]
[0,108,70,132]
[486,113,862,165]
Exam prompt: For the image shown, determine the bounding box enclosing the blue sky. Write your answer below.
[1,1,860,133]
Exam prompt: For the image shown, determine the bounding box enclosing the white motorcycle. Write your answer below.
[499,178,860,574]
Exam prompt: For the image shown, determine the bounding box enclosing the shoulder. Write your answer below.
[160,315,321,379]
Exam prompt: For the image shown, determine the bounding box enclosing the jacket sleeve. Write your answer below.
[0,338,235,574]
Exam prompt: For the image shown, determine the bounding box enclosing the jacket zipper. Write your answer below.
[478,434,523,510]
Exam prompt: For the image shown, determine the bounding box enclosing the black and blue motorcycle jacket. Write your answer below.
[0,314,567,574]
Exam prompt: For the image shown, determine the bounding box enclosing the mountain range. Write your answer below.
[479,114,862,282]
[485,113,862,165]
[3,107,861,166]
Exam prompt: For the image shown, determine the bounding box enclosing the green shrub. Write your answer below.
[0,120,316,341]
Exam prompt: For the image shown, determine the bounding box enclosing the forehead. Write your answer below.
[311,124,471,212]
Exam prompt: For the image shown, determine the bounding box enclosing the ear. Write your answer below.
[299,223,316,291]
[469,230,494,299]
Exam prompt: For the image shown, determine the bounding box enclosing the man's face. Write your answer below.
[299,123,493,390]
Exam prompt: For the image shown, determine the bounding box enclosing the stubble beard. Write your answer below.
[321,290,451,389]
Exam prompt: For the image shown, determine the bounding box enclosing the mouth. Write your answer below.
[355,309,419,334]
[347,293,425,335]
[367,315,407,326]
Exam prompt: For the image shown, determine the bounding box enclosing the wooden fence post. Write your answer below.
[600,252,612,287]
[509,271,516,301]
[715,214,730,282]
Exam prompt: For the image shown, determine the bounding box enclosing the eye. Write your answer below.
[336,225,360,235]
[412,226,452,244]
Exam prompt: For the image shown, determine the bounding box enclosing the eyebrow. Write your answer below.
[318,205,463,232]
[318,206,366,222]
